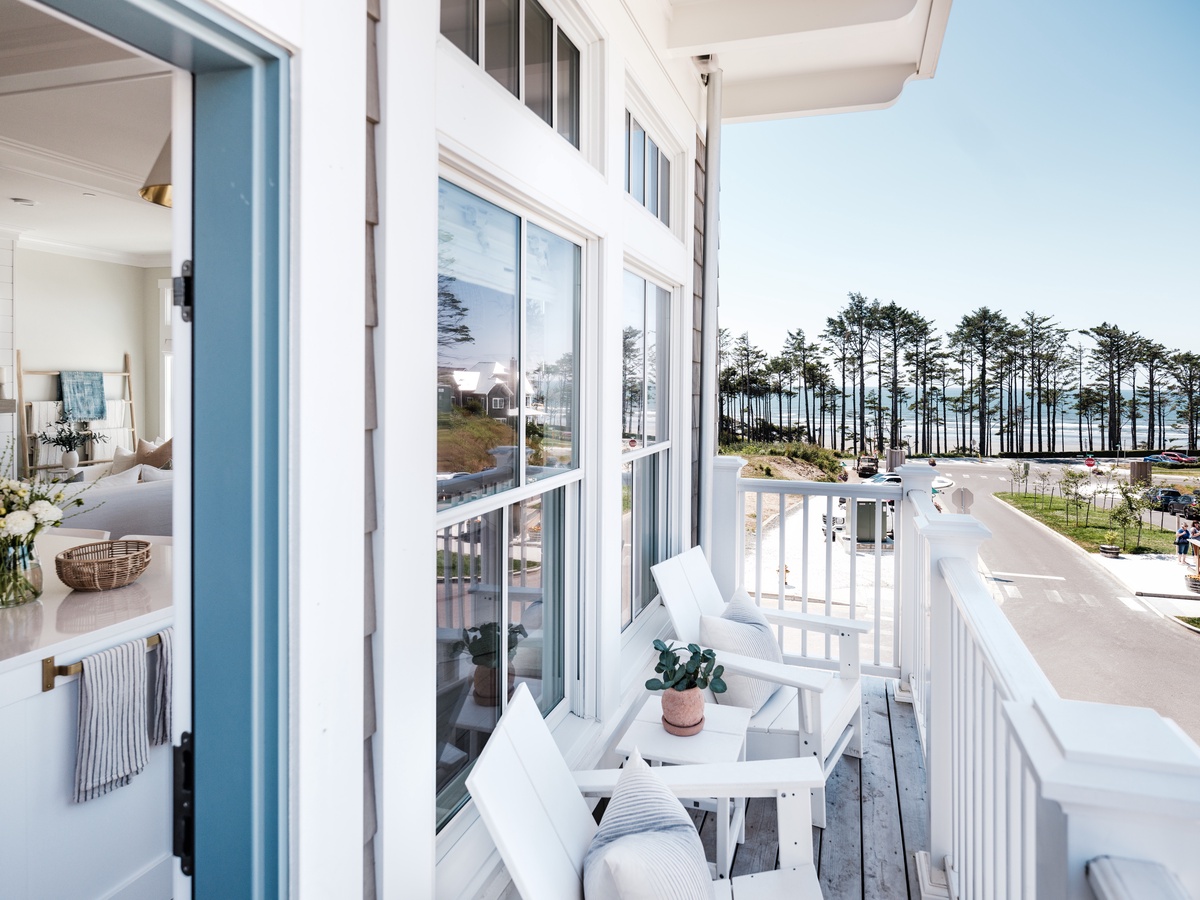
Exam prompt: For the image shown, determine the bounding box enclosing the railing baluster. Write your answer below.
[874,498,882,666]
[823,494,834,659]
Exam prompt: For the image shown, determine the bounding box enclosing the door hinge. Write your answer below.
[173,260,194,323]
[173,730,195,876]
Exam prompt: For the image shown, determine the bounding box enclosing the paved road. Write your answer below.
[928,459,1200,741]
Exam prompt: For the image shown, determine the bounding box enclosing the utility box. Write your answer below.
[1129,460,1152,485]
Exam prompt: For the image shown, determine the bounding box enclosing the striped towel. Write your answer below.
[151,627,173,746]
[74,638,150,803]
[60,371,107,421]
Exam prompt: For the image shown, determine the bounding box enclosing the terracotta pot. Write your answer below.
[660,686,705,736]
[473,665,515,707]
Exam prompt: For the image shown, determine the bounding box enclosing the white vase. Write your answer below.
[61,450,79,469]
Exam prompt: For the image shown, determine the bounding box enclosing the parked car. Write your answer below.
[1149,488,1182,511]
[1167,495,1200,519]
[1143,454,1170,464]
[856,455,879,477]
[1162,452,1198,464]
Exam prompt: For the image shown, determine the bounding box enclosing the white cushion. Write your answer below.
[66,463,113,484]
[139,465,174,483]
[583,750,715,900]
[98,464,142,486]
[699,589,783,714]
[109,445,139,474]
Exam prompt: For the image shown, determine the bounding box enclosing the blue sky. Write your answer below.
[718,0,1200,358]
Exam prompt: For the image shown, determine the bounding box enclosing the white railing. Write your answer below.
[710,457,1200,899]
[711,457,903,676]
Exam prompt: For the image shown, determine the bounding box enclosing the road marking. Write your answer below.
[962,473,971,478]
[991,572,1066,581]
[1117,596,1147,612]
[1004,585,1022,599]
[1078,593,1099,607]
[1045,589,1064,604]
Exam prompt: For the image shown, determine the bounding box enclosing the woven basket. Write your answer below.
[55,540,152,592]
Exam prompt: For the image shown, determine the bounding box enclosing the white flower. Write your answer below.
[4,510,35,537]
[28,500,61,524]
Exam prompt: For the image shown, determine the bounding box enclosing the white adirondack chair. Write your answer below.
[651,546,869,828]
[466,684,824,900]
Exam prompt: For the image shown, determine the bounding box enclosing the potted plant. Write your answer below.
[645,639,727,736]
[39,417,108,470]
[1099,530,1121,559]
[453,622,528,706]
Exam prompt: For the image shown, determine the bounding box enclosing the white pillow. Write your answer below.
[97,464,142,486]
[109,445,139,474]
[67,463,113,484]
[582,750,715,900]
[139,465,174,483]
[699,589,783,714]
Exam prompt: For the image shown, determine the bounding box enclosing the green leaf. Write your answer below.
[710,677,727,693]
[645,678,665,691]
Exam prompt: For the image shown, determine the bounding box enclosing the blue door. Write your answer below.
[35,2,291,896]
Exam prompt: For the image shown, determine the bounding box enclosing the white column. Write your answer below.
[707,455,745,598]
[894,462,936,701]
[919,514,990,882]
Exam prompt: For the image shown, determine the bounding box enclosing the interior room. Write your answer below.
[0,1,181,896]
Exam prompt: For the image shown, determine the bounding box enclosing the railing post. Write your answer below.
[914,513,991,897]
[706,455,746,599]
[894,462,936,703]
[1010,696,1200,899]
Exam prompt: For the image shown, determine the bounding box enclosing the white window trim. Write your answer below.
[624,73,685,240]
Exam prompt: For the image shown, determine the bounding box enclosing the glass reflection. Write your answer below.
[437,180,520,510]
[509,489,565,714]
[526,224,579,484]
[484,0,520,96]
[524,0,553,125]
[622,271,645,447]
[436,508,504,830]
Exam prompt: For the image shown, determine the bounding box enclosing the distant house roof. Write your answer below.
[451,362,514,398]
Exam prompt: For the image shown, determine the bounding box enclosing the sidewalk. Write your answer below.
[1092,549,1200,618]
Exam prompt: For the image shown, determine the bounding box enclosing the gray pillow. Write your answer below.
[582,750,714,899]
[699,589,783,714]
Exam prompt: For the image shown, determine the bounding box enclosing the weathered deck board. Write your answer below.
[730,797,778,877]
[861,677,908,898]
[889,682,930,900]
[818,755,863,899]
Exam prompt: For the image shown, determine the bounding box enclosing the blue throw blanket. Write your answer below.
[60,371,107,421]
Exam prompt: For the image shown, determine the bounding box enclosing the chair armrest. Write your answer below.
[574,757,824,799]
[718,650,834,693]
[760,608,871,635]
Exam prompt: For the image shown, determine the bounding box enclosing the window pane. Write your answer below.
[622,271,646,447]
[620,453,665,631]
[623,111,631,193]
[526,224,579,483]
[632,453,662,619]
[658,153,670,226]
[524,0,553,125]
[484,0,519,97]
[510,488,567,714]
[644,284,660,444]
[556,29,580,147]
[646,137,659,217]
[435,508,505,830]
[441,0,479,60]
[629,118,645,204]
[437,180,520,510]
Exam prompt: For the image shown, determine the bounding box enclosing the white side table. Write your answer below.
[615,693,753,880]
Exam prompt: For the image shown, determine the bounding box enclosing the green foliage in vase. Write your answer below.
[645,639,727,693]
[39,417,110,453]
[452,622,528,669]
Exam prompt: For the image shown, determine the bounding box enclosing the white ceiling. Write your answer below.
[0,0,173,266]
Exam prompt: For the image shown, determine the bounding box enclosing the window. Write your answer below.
[624,111,670,226]
[436,179,580,510]
[435,179,582,829]
[620,271,670,629]
[441,0,582,148]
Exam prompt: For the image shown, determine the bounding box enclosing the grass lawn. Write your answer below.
[1179,617,1200,629]
[994,491,1176,554]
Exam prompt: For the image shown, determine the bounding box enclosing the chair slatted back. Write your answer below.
[465,684,597,900]
[651,546,727,643]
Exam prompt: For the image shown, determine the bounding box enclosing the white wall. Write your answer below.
[12,249,165,445]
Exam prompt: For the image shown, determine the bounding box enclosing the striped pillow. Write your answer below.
[583,750,715,899]
[699,589,783,714]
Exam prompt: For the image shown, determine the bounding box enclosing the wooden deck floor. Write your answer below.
[690,676,929,899]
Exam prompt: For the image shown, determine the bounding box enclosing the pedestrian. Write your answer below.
[1176,522,1192,565]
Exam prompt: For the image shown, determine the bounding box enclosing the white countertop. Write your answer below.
[0,533,172,679]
